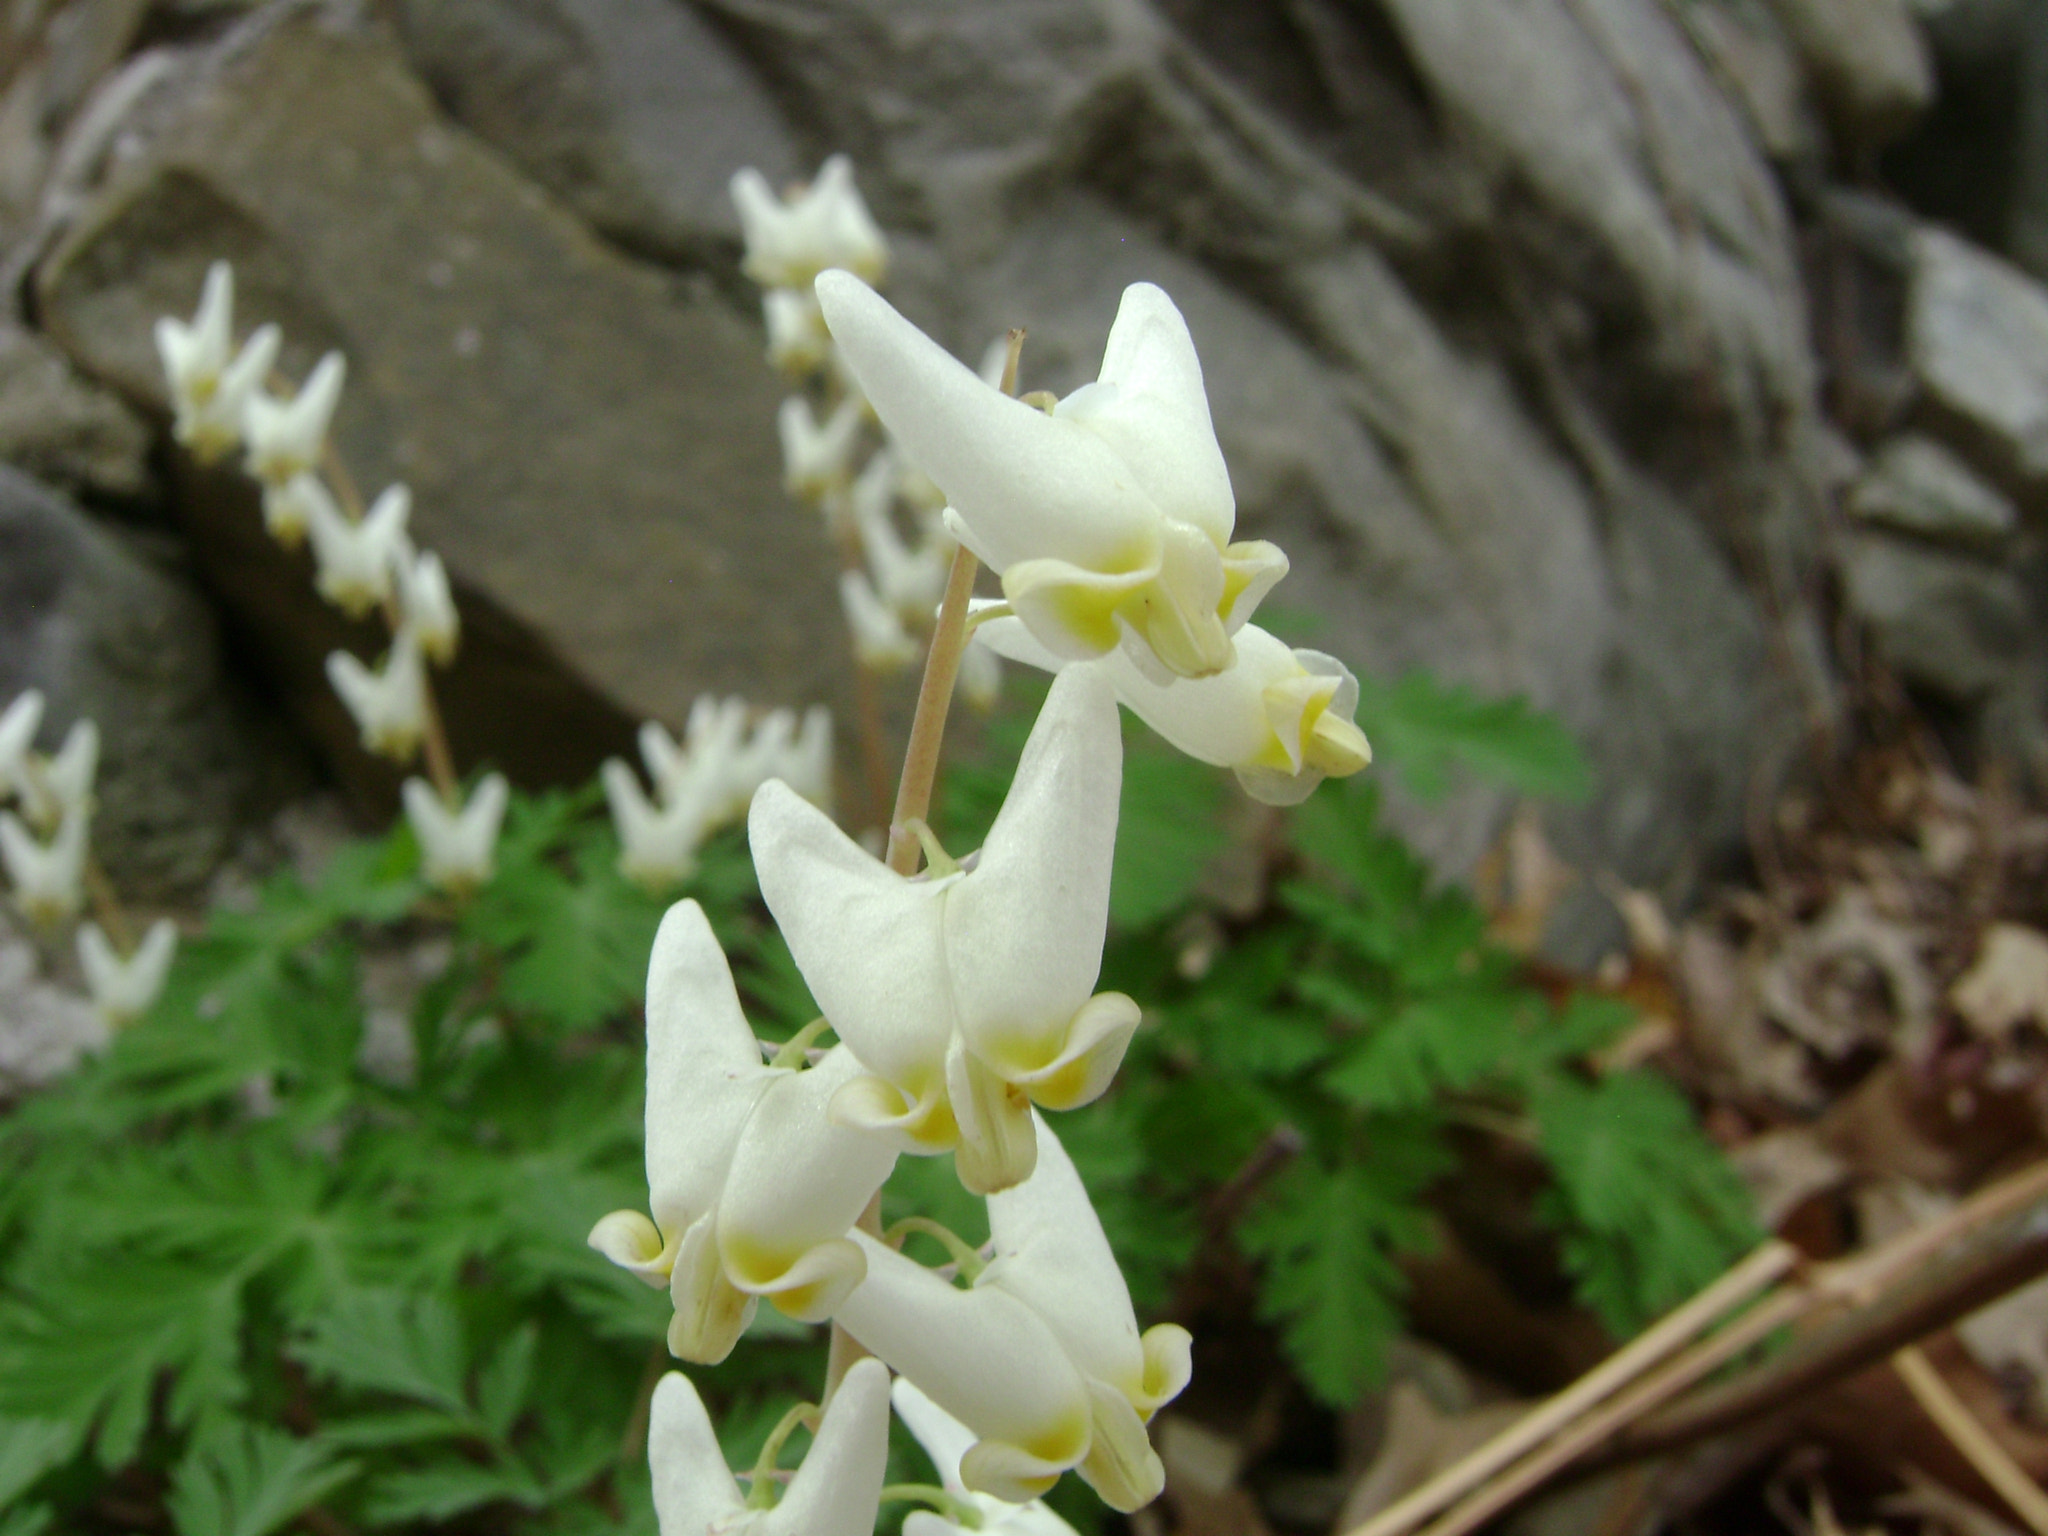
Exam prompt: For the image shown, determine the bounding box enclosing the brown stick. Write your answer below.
[882,545,980,876]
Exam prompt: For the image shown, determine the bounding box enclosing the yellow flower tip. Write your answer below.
[587,1208,675,1284]
[1306,710,1372,777]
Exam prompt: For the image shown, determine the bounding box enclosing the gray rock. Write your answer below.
[1908,225,2048,482]
[1763,0,1934,145]
[0,320,151,503]
[0,464,277,892]
[1675,0,1823,164]
[1842,530,2028,700]
[389,0,801,264]
[1848,434,2018,549]
[32,3,853,802]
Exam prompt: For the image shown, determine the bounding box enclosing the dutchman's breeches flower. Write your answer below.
[894,1378,1081,1536]
[77,918,178,1027]
[814,270,1287,683]
[588,900,897,1363]
[649,1357,890,1536]
[834,1116,1192,1512]
[730,155,889,290]
[977,613,1372,805]
[751,666,1139,1195]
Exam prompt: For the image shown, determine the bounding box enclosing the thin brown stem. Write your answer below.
[81,858,135,953]
[825,1192,884,1402]
[417,677,461,804]
[883,545,979,876]
[1894,1345,2048,1536]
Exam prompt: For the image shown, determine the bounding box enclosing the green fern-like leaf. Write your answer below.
[1351,673,1590,802]
[167,1417,358,1536]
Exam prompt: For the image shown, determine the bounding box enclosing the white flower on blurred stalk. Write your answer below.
[778,395,866,506]
[0,691,44,790]
[956,631,1003,713]
[326,629,427,762]
[850,455,947,622]
[752,667,1138,1195]
[155,261,281,464]
[730,155,889,289]
[243,351,345,488]
[77,918,178,1027]
[839,569,920,673]
[763,287,834,377]
[396,549,460,664]
[0,805,87,925]
[835,1116,1192,1511]
[402,774,508,895]
[775,706,834,810]
[14,719,98,833]
[588,901,897,1361]
[307,482,412,619]
[648,1359,890,1536]
[893,1377,1080,1536]
[978,613,1369,804]
[601,758,715,892]
[260,472,325,549]
[816,272,1288,683]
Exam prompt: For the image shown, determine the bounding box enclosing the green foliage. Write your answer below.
[0,669,1752,1529]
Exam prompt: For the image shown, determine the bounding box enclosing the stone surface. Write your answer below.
[1848,434,2019,549]
[1764,0,1933,145]
[0,464,278,893]
[1908,225,2048,482]
[0,319,151,503]
[389,0,801,264]
[1842,530,2029,700]
[33,3,852,802]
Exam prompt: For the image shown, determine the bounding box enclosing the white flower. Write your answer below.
[588,901,897,1362]
[894,1378,1079,1536]
[0,691,44,791]
[243,351,345,488]
[839,570,920,672]
[816,271,1288,682]
[979,613,1370,804]
[957,633,1002,713]
[77,918,178,1027]
[764,287,834,377]
[776,706,834,809]
[850,453,947,622]
[14,719,98,832]
[751,666,1139,1195]
[649,1358,891,1536]
[0,804,87,925]
[396,548,460,664]
[402,774,508,894]
[602,758,716,891]
[259,473,325,548]
[730,155,889,289]
[835,1116,1192,1511]
[778,395,866,505]
[154,262,281,464]
[326,629,427,762]
[307,482,412,619]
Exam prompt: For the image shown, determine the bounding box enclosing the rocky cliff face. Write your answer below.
[0,0,2037,951]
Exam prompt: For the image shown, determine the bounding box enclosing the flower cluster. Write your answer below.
[156,262,498,895]
[0,689,178,1025]
[602,698,833,892]
[734,160,1001,708]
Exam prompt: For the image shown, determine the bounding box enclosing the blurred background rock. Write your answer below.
[0,0,2036,956]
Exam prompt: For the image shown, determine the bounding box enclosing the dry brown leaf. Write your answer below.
[1676,922,1818,1108]
[1158,1416,1275,1536]
[1759,889,1934,1060]
[1957,1276,2048,1426]
[1484,805,1577,956]
[1333,1383,1525,1533]
[1953,927,2048,1042]
[1730,1125,1852,1231]
[1882,1466,2028,1536]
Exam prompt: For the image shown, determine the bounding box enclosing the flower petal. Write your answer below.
[1083,282,1234,548]
[1075,1379,1166,1513]
[945,667,1121,1076]
[642,902,770,1240]
[750,780,954,1097]
[769,1356,892,1536]
[669,1212,758,1364]
[648,1373,745,1531]
[815,271,1159,575]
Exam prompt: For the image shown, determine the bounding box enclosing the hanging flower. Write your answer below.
[834,1115,1191,1511]
[893,1377,1080,1536]
[11,718,95,832]
[815,272,1288,683]
[76,918,178,1027]
[730,155,889,289]
[751,666,1138,1195]
[395,548,460,664]
[0,804,87,926]
[155,261,281,463]
[839,569,920,672]
[402,774,508,894]
[326,629,427,762]
[243,351,346,489]
[306,482,412,619]
[588,900,897,1362]
[647,1358,891,1536]
[976,612,1369,804]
